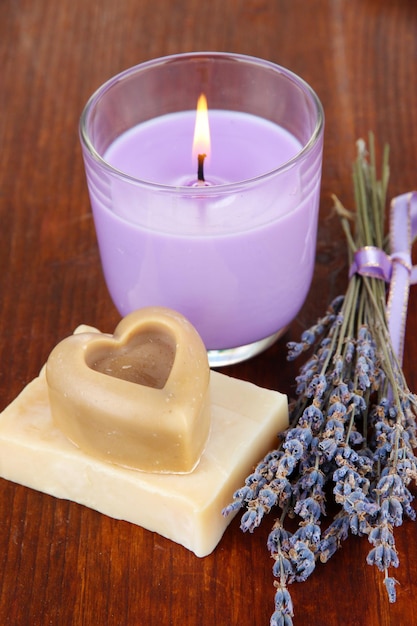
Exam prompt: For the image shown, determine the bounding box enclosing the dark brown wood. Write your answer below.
[1,0,417,624]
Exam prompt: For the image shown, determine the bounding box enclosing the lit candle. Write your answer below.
[193,93,210,185]
[45,307,211,474]
[80,53,324,366]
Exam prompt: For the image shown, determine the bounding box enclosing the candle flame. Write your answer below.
[192,93,211,162]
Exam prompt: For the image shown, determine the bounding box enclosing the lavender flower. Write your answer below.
[223,137,417,623]
[270,610,294,626]
[384,576,399,603]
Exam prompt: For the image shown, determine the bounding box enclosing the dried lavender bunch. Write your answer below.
[223,136,417,625]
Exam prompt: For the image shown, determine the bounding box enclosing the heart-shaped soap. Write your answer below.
[45,307,211,474]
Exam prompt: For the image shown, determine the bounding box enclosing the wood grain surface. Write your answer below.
[1,1,417,624]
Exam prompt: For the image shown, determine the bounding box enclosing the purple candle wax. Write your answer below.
[85,110,322,351]
[105,111,300,186]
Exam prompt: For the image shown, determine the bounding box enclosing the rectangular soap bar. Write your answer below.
[0,364,288,557]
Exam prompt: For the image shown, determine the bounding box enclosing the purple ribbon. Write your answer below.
[349,192,417,363]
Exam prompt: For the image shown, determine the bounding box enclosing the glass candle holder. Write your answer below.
[80,52,324,367]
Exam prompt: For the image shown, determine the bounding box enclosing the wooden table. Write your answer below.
[1,0,417,624]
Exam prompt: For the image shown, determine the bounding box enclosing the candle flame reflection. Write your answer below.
[192,94,211,166]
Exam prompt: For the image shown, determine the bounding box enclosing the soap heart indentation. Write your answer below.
[87,327,176,390]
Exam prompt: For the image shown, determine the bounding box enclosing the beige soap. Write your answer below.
[46,308,211,474]
[0,326,288,557]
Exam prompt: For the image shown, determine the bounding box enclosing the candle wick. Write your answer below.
[197,153,206,182]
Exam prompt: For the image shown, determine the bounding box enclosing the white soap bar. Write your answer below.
[0,362,288,557]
